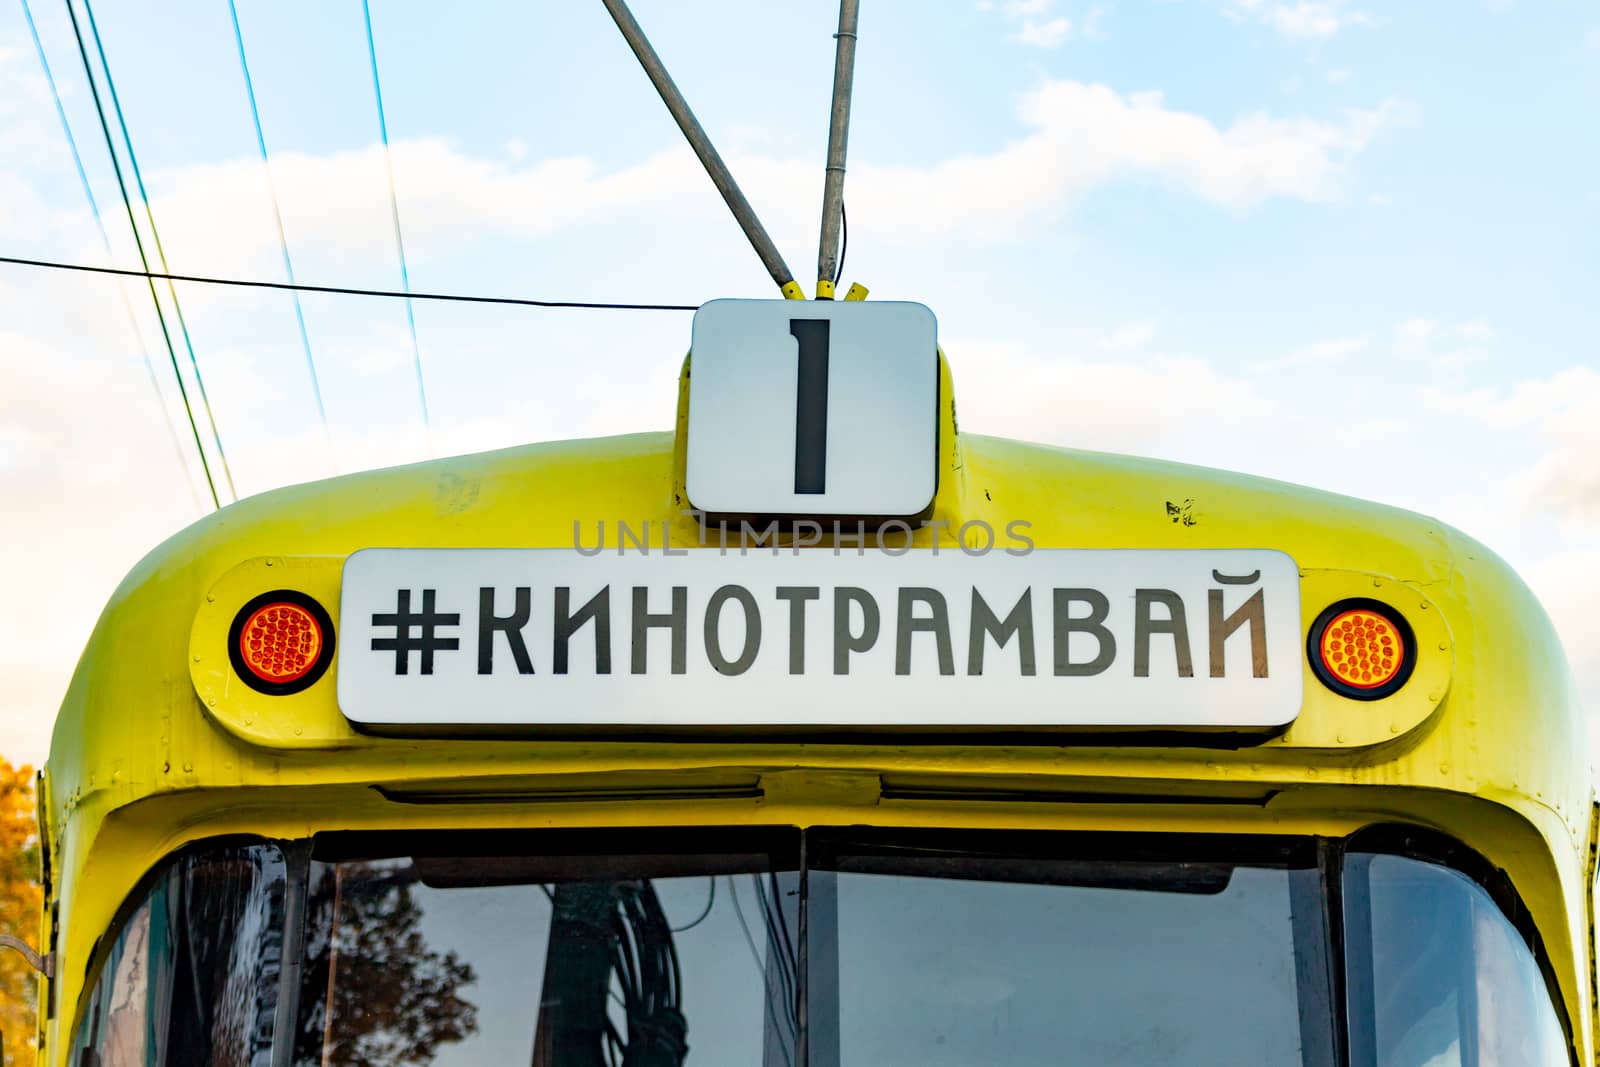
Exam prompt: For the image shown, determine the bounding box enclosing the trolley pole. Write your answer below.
[815,0,860,299]
[600,0,805,300]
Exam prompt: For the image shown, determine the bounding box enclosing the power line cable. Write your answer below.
[60,0,221,509]
[80,0,237,501]
[360,0,431,449]
[225,0,334,462]
[0,254,701,311]
[835,200,847,286]
[18,0,202,511]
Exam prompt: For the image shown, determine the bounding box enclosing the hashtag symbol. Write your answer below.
[370,589,461,675]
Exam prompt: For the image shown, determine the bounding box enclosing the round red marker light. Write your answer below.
[228,591,335,695]
[1307,599,1415,701]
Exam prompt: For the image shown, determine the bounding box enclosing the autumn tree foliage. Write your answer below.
[295,863,479,1067]
[0,759,43,1067]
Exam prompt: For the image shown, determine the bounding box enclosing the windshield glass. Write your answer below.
[68,842,286,1067]
[817,832,1327,1066]
[291,831,798,1067]
[285,829,1334,1067]
[68,830,1570,1067]
[1343,851,1568,1067]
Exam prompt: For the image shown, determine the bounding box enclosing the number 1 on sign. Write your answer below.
[791,318,829,494]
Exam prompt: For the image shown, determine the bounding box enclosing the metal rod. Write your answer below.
[0,933,52,978]
[600,0,801,298]
[816,0,860,296]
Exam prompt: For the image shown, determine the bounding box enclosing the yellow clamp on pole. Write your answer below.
[844,282,869,301]
[815,279,836,300]
[781,280,807,300]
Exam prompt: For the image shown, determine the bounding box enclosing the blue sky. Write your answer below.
[1,0,1597,763]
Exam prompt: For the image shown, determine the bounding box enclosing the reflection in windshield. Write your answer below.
[66,832,1573,1066]
[294,861,479,1067]
[1344,852,1568,1067]
[293,853,788,1067]
[68,843,286,1067]
[816,834,1331,1067]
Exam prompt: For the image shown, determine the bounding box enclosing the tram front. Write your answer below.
[42,299,1590,1066]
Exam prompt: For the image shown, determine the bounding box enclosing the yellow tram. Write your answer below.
[26,311,1596,1064]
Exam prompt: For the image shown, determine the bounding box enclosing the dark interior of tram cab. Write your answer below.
[65,826,1570,1066]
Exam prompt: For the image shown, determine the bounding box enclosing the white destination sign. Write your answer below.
[685,299,939,518]
[337,548,1302,729]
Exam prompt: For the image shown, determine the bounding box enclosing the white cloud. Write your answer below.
[1016,16,1073,47]
[1522,550,1600,718]
[1108,323,1156,349]
[118,80,1401,273]
[1257,334,1368,368]
[851,83,1404,240]
[1228,1,1378,38]
[951,338,1273,453]
[1081,6,1109,39]
[989,0,1102,46]
[1424,365,1600,528]
[1397,316,1437,344]
[0,308,202,762]
[1394,316,1493,371]
[1326,68,1351,84]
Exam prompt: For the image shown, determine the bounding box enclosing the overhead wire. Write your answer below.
[79,0,237,501]
[17,0,202,511]
[753,874,800,1031]
[225,0,335,462]
[727,876,795,1067]
[360,0,431,450]
[60,0,222,509]
[669,877,716,933]
[0,255,700,311]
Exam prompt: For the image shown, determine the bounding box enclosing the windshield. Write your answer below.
[816,831,1328,1066]
[292,830,798,1067]
[68,829,1569,1066]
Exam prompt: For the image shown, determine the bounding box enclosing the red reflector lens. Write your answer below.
[237,601,325,685]
[1318,608,1404,689]
[1308,599,1416,700]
